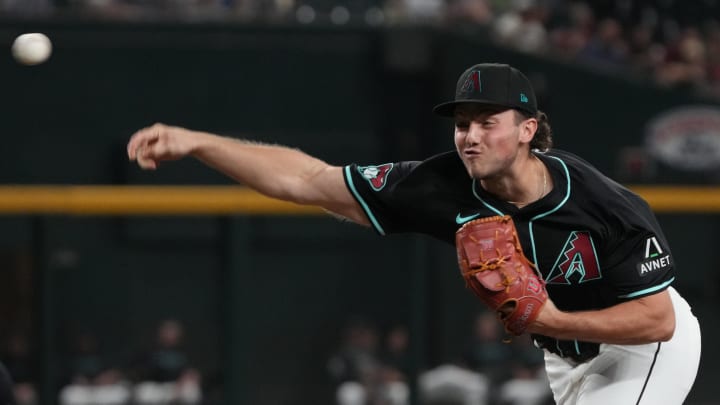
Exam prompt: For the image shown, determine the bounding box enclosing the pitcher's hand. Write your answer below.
[127,123,198,170]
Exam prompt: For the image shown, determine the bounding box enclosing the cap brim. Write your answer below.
[432,100,517,117]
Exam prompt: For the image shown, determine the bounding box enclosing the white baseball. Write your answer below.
[11,33,52,66]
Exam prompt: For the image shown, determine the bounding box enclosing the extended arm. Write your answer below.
[127,123,369,225]
[528,290,675,344]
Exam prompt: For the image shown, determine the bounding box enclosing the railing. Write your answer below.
[0,185,717,214]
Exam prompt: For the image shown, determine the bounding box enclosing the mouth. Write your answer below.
[462,149,482,158]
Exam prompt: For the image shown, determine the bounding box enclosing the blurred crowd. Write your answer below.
[485,0,720,99]
[2,319,205,405]
[326,311,551,405]
[2,0,719,98]
[1,312,548,405]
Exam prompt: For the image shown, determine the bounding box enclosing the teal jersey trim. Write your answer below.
[618,277,675,299]
[574,340,581,355]
[343,166,386,235]
[528,155,572,273]
[471,178,505,216]
[469,155,571,275]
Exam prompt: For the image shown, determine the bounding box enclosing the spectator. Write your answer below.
[445,0,493,27]
[57,330,130,405]
[626,24,666,77]
[383,0,444,23]
[462,310,514,387]
[497,337,552,405]
[576,17,628,71]
[655,27,708,90]
[417,363,488,405]
[131,319,202,405]
[327,318,414,405]
[327,317,381,405]
[3,332,36,405]
[376,324,411,405]
[378,324,411,380]
[547,2,595,58]
[492,0,550,54]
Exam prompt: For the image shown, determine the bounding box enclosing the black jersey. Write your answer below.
[343,149,675,361]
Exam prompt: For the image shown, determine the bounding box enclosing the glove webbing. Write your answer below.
[461,250,518,292]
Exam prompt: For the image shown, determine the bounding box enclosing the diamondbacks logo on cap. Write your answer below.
[358,163,394,191]
[460,70,481,94]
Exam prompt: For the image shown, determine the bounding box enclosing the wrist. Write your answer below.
[529,301,567,336]
[186,130,216,157]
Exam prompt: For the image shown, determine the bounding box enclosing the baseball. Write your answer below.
[11,33,52,66]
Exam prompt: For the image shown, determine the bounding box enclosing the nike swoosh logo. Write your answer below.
[455,213,481,224]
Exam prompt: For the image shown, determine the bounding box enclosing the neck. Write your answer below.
[481,154,548,208]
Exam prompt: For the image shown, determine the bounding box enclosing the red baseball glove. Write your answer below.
[455,215,547,335]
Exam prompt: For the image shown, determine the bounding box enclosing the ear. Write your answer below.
[519,118,538,144]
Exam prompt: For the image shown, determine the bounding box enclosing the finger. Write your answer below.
[136,153,157,170]
[127,131,146,160]
[139,161,157,170]
[128,130,157,160]
[127,126,161,159]
[128,132,148,160]
[135,144,159,170]
[135,145,145,161]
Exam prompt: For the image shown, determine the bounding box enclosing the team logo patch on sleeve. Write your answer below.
[357,163,394,191]
[636,236,672,276]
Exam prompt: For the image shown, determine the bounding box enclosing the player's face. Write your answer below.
[453,106,527,179]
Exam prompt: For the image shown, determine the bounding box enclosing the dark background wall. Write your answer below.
[0,21,718,404]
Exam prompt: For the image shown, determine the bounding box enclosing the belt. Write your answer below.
[532,335,599,363]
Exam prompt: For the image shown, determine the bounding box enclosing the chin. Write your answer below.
[460,158,489,179]
[461,163,476,178]
[465,163,486,178]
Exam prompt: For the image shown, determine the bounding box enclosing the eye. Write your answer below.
[455,121,470,130]
[483,120,496,128]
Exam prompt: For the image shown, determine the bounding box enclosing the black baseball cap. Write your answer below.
[433,63,537,117]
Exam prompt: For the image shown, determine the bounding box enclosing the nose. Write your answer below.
[464,122,484,145]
